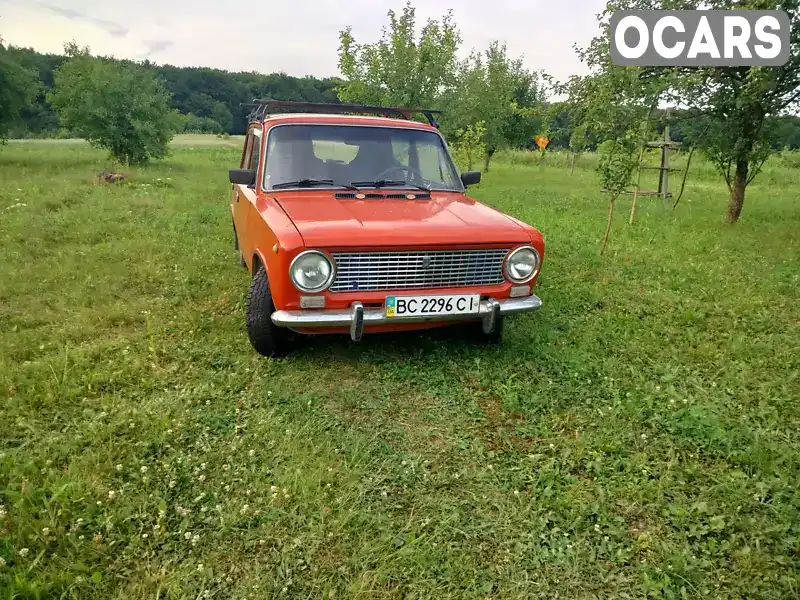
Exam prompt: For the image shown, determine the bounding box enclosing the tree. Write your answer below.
[0,36,39,142]
[48,43,178,164]
[450,121,487,171]
[565,31,664,246]
[597,135,640,253]
[337,2,461,108]
[585,0,800,223]
[447,42,542,171]
[569,124,589,174]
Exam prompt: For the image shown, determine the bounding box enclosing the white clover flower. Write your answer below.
[19,548,30,557]
[142,533,149,539]
[248,450,255,457]
[191,533,200,546]
[42,527,50,536]
[184,532,192,540]
[0,556,5,567]
[0,505,6,518]
[169,480,176,489]
[115,464,123,471]
[107,490,115,499]
[140,466,148,474]
[198,475,206,482]
[513,490,520,496]
[241,504,249,513]
[200,463,206,470]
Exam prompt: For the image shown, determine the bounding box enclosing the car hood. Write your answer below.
[272,192,530,247]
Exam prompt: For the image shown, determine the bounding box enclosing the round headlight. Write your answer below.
[290,250,335,293]
[505,246,540,283]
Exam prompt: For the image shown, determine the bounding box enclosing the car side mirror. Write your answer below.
[460,171,481,187]
[229,169,256,186]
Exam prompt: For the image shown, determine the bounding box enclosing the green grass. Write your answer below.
[1,138,799,599]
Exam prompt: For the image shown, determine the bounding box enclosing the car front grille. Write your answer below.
[329,249,509,292]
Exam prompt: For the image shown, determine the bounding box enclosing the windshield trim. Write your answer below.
[259,123,466,194]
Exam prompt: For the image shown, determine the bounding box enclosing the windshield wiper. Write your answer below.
[350,179,431,191]
[271,179,358,190]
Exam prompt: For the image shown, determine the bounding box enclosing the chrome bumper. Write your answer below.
[271,295,542,341]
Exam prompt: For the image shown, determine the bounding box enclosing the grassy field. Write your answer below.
[1,137,799,599]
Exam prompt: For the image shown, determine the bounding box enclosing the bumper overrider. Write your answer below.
[271,295,543,342]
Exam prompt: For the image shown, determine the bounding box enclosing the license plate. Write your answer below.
[385,294,481,318]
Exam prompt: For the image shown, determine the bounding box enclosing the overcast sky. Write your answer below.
[1,0,605,85]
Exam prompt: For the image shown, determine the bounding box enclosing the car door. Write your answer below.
[232,126,262,268]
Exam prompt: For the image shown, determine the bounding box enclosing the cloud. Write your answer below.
[38,2,129,38]
[142,39,174,57]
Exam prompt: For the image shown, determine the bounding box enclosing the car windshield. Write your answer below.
[263,124,463,192]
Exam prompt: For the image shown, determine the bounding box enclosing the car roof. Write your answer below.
[254,113,439,131]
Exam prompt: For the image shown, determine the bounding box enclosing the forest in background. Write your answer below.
[5,46,342,138]
[6,45,800,150]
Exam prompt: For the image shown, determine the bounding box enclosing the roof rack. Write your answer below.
[243,99,442,128]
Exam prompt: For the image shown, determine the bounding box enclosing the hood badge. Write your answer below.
[422,256,432,269]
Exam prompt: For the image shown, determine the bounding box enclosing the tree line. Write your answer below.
[1,44,342,138]
[1,0,799,224]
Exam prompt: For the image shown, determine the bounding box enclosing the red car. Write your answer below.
[229,100,545,356]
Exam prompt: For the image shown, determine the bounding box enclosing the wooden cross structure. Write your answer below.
[640,126,682,205]
[601,126,683,209]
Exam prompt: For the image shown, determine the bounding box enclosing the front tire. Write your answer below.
[246,265,292,357]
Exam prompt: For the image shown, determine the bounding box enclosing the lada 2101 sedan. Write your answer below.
[229,100,545,356]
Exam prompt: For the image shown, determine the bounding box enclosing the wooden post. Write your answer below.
[629,142,647,225]
[661,126,671,206]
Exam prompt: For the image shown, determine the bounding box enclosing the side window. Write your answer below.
[249,128,262,171]
[391,138,410,167]
[418,140,446,181]
[240,134,254,169]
